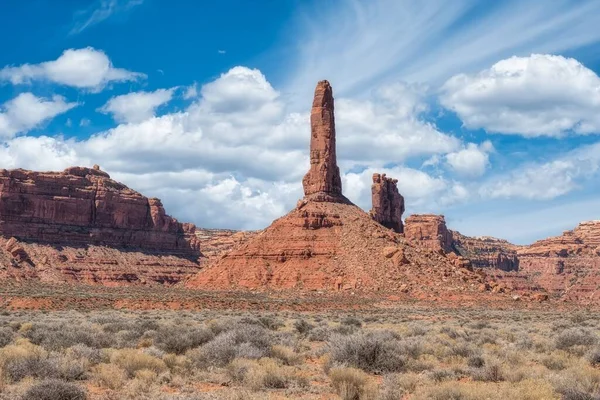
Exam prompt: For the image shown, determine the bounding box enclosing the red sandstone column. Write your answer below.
[302,80,342,198]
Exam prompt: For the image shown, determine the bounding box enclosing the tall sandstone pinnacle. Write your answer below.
[302,80,344,202]
[186,80,490,296]
[370,173,405,233]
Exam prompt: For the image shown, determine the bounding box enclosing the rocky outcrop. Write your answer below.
[515,221,600,303]
[451,231,520,272]
[302,80,345,203]
[369,173,404,233]
[404,215,453,253]
[0,236,200,286]
[195,228,260,261]
[0,166,199,253]
[187,81,490,299]
[0,166,201,286]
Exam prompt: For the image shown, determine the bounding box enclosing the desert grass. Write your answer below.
[0,307,596,398]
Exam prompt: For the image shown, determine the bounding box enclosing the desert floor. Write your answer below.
[0,299,598,399]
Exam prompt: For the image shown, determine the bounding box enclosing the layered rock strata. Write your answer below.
[0,166,201,286]
[195,228,260,261]
[369,173,404,233]
[187,81,488,297]
[404,215,454,254]
[0,166,199,253]
[516,221,600,303]
[451,231,519,272]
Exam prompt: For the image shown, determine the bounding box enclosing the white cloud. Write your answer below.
[285,0,600,105]
[343,166,466,214]
[99,88,175,123]
[70,0,144,35]
[445,141,493,177]
[183,83,198,100]
[0,47,145,91]
[480,142,600,200]
[0,93,78,138]
[440,54,600,137]
[335,83,460,164]
[0,66,471,230]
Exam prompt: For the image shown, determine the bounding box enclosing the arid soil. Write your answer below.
[0,307,598,399]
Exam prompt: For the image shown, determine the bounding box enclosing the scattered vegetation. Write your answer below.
[0,307,596,399]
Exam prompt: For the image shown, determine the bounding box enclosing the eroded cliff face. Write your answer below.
[0,166,201,286]
[370,173,404,233]
[195,228,260,261]
[516,221,600,303]
[451,231,520,272]
[0,166,199,252]
[404,215,454,254]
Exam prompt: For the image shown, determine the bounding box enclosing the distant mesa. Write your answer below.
[0,165,199,253]
[0,165,201,286]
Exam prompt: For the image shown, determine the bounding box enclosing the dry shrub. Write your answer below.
[555,328,598,351]
[109,349,166,377]
[328,367,378,400]
[153,326,214,354]
[163,353,191,374]
[93,363,127,390]
[227,357,306,391]
[380,373,419,399]
[540,351,570,371]
[414,379,556,400]
[187,324,273,368]
[133,368,158,384]
[551,365,600,399]
[327,331,420,374]
[271,345,303,366]
[21,379,87,400]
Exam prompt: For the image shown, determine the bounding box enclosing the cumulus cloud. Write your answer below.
[99,88,175,123]
[480,142,600,200]
[0,47,145,91]
[0,93,78,138]
[0,65,473,230]
[335,83,460,164]
[445,141,493,178]
[440,54,600,137]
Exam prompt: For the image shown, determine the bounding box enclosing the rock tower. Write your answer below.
[370,173,405,233]
[302,80,344,202]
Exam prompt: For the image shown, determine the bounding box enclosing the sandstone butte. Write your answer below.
[186,81,491,298]
[0,166,201,286]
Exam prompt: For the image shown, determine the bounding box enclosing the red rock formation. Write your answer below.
[195,228,260,261]
[369,173,405,233]
[515,221,600,303]
[0,166,199,253]
[187,81,489,298]
[0,236,200,286]
[451,231,519,272]
[404,215,453,253]
[0,166,201,286]
[302,80,345,203]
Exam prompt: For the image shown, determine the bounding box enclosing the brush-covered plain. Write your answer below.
[0,307,598,399]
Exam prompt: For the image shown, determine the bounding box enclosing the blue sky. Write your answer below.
[2,0,600,244]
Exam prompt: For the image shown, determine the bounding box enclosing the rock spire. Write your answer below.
[302,80,343,201]
[369,173,405,233]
